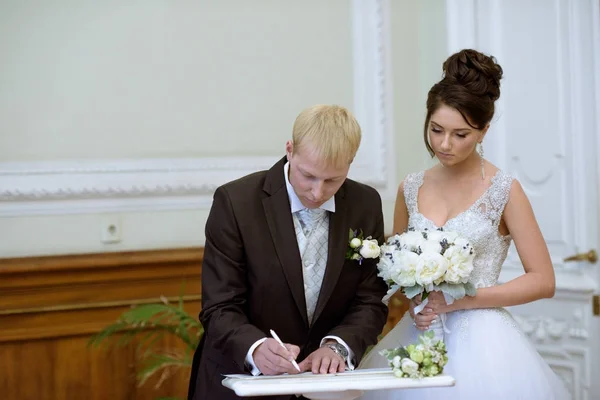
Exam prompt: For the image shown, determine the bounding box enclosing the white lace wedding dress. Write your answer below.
[358,170,571,400]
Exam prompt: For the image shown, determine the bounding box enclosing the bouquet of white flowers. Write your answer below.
[377,228,477,341]
[380,331,448,379]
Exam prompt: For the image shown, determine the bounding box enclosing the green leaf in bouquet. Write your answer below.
[437,283,466,300]
[398,347,410,360]
[402,285,423,299]
[382,346,409,361]
[349,228,354,242]
[464,282,477,297]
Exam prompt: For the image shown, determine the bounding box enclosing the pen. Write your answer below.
[269,329,301,372]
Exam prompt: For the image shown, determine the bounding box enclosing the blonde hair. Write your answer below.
[292,105,361,168]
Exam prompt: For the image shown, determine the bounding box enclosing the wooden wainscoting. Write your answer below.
[0,248,203,400]
[0,247,407,400]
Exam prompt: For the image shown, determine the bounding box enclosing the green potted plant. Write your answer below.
[89,295,203,400]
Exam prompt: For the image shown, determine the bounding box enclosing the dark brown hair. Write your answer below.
[424,49,503,156]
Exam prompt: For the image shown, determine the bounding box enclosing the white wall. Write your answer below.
[0,0,447,257]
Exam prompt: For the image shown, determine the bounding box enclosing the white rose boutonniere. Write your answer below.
[346,229,381,265]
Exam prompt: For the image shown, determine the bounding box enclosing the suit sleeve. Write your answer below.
[325,189,388,364]
[199,186,265,370]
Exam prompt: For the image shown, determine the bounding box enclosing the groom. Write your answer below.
[188,104,388,400]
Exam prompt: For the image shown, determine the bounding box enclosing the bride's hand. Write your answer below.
[426,291,451,314]
[407,294,422,319]
[409,295,438,331]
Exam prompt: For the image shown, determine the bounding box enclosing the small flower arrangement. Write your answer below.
[380,331,448,379]
[346,229,381,264]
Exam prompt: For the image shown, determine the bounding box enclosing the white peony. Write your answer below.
[425,230,446,244]
[444,231,459,243]
[386,234,402,246]
[399,231,425,252]
[415,252,448,286]
[359,238,381,259]
[376,250,395,282]
[453,237,474,259]
[421,239,442,255]
[443,246,474,284]
[391,250,419,287]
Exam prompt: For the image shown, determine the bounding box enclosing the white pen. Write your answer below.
[269,329,301,372]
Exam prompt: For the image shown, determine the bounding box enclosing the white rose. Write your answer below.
[421,239,442,255]
[349,238,362,249]
[415,252,448,286]
[400,358,420,376]
[399,231,425,252]
[359,239,381,259]
[392,355,401,368]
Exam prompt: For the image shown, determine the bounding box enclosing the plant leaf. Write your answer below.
[437,283,466,301]
[403,285,423,299]
[137,352,190,388]
[464,282,477,297]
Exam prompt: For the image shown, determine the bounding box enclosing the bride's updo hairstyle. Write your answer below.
[424,49,504,157]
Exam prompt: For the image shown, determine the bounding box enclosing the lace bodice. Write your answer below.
[403,170,514,289]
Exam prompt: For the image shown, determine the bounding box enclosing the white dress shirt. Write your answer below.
[244,162,355,375]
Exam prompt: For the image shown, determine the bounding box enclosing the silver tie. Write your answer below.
[295,208,329,324]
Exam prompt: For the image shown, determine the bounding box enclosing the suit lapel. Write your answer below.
[262,158,309,326]
[312,186,348,323]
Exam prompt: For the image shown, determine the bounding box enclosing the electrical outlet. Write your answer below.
[100,215,122,244]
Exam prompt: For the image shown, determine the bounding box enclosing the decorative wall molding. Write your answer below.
[0,0,395,217]
[513,309,590,343]
[0,157,276,201]
[513,312,592,399]
[446,2,600,398]
[536,345,590,400]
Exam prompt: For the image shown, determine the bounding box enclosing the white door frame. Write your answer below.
[446,0,600,398]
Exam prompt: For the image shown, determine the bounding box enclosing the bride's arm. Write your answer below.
[445,180,556,312]
[392,181,417,314]
[392,181,409,235]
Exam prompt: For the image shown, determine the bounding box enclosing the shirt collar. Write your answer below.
[284,162,336,214]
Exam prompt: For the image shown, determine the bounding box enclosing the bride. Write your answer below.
[357,49,571,399]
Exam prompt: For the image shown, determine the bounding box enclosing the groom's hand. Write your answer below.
[253,338,301,375]
[298,346,346,374]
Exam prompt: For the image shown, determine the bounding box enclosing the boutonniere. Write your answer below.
[346,228,381,264]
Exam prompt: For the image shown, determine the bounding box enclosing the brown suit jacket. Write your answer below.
[188,157,388,400]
